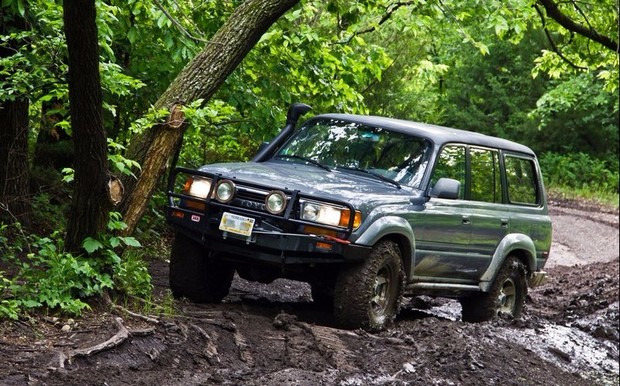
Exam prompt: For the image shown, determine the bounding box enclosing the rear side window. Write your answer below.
[470,147,501,203]
[504,155,539,205]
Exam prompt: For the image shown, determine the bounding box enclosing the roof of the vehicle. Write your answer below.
[311,113,536,156]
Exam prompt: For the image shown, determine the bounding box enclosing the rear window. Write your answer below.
[504,155,539,205]
[470,147,501,203]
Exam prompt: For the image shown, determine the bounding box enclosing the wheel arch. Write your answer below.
[479,233,536,292]
[354,216,415,279]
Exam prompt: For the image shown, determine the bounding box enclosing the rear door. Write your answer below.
[466,147,509,278]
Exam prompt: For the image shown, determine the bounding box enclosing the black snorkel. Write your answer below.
[252,102,312,162]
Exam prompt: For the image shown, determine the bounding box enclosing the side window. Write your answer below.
[505,155,539,205]
[470,147,501,203]
[431,145,465,199]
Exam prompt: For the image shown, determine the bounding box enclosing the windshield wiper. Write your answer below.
[274,154,331,171]
[338,167,401,189]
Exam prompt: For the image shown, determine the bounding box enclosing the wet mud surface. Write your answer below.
[0,201,618,385]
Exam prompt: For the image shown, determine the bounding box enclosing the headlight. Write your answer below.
[215,180,235,203]
[300,201,362,229]
[265,191,287,214]
[184,177,212,199]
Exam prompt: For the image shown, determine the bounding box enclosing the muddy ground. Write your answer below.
[0,199,618,386]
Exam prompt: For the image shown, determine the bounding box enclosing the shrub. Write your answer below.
[0,213,151,320]
[539,152,619,194]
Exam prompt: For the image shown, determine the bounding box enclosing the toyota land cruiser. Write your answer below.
[166,103,551,330]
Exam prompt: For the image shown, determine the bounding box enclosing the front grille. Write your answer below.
[234,197,267,212]
[230,185,293,216]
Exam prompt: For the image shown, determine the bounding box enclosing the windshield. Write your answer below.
[273,118,432,189]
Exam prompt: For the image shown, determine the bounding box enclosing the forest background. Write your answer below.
[0,0,618,319]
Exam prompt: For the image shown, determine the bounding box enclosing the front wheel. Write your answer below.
[334,240,404,331]
[169,233,234,303]
[460,255,527,322]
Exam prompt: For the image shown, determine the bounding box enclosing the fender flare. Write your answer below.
[479,233,536,292]
[355,216,416,279]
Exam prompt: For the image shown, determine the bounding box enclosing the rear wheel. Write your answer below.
[169,233,234,303]
[334,240,404,331]
[460,255,527,322]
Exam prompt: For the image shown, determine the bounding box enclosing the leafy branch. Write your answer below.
[537,0,619,53]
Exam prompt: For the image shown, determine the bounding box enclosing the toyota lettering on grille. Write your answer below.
[238,199,266,212]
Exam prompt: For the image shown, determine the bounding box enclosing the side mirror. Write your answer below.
[430,178,460,199]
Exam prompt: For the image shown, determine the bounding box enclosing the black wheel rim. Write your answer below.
[371,264,393,319]
[497,277,517,315]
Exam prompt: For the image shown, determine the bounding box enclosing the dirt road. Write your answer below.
[0,201,618,385]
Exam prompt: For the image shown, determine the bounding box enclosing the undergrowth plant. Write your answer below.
[0,213,152,320]
[540,152,619,207]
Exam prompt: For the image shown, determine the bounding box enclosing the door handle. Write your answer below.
[462,216,471,225]
[501,218,509,228]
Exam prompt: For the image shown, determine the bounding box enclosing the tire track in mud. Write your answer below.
[300,323,358,372]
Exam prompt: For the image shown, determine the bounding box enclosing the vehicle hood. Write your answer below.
[198,161,423,206]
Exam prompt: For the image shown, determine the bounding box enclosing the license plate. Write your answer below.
[219,212,255,237]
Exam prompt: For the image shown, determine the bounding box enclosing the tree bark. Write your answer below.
[63,0,111,252]
[119,0,299,235]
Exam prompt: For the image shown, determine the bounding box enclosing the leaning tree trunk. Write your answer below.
[118,0,299,235]
[63,0,112,252]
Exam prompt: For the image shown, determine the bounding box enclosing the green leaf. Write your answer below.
[82,238,104,254]
[120,237,141,247]
[17,0,25,17]
[109,237,121,248]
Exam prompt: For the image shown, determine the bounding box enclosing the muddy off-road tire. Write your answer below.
[169,233,234,303]
[460,255,527,322]
[334,240,404,331]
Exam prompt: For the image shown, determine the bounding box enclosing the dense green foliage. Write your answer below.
[540,152,619,194]
[0,215,148,319]
[0,0,617,318]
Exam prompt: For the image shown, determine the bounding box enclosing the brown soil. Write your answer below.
[1,201,618,386]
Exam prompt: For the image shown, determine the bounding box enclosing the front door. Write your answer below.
[414,145,508,283]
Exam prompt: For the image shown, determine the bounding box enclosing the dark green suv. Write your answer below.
[166,103,551,330]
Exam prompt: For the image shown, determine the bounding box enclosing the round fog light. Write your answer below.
[265,191,287,214]
[215,180,235,203]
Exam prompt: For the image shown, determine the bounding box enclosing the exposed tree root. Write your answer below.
[54,317,154,369]
[73,317,129,358]
[110,303,160,324]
